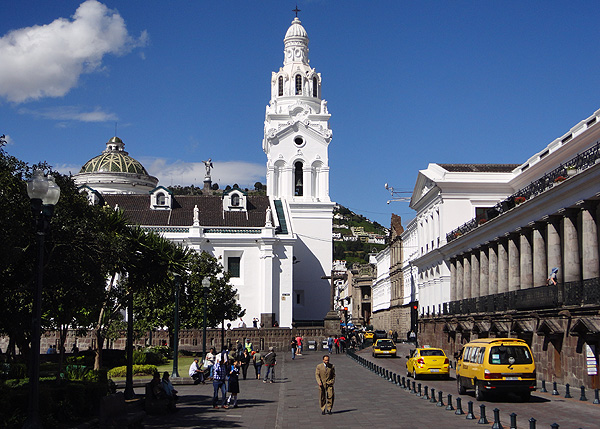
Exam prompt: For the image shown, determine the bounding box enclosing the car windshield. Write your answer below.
[420,349,445,357]
[488,345,532,365]
[377,340,393,346]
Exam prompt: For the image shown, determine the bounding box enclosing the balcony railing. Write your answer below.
[447,141,600,243]
[439,277,600,316]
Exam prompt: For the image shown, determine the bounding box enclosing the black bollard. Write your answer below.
[509,412,517,429]
[565,383,572,399]
[446,394,454,410]
[423,385,429,400]
[437,390,444,407]
[541,380,547,393]
[401,376,406,388]
[550,424,559,429]
[580,385,587,401]
[466,400,475,419]
[455,397,465,415]
[412,380,417,394]
[594,388,600,404]
[528,417,536,429]
[491,408,503,429]
[430,388,437,403]
[552,381,559,396]
[478,404,489,424]
[417,383,422,397]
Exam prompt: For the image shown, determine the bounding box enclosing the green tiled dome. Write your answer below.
[79,137,149,175]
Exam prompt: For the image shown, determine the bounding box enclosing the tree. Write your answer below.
[254,182,263,191]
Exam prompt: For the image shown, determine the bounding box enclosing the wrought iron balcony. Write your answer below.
[447,141,600,243]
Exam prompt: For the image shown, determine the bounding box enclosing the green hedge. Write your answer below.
[107,364,157,378]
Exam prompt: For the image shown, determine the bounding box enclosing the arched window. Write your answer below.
[294,161,303,196]
[278,76,283,96]
[312,77,318,97]
[295,75,302,95]
[157,193,166,205]
[231,194,240,206]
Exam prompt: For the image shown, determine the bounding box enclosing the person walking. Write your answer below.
[253,349,263,380]
[226,360,241,408]
[263,347,277,383]
[334,335,340,354]
[290,338,297,360]
[327,335,334,354]
[315,355,335,415]
[241,349,251,380]
[212,350,229,409]
[296,336,303,355]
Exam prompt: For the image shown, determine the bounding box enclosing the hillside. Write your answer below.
[333,204,388,264]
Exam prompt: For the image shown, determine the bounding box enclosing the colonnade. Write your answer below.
[449,200,599,301]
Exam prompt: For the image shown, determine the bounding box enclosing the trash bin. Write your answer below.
[322,340,328,350]
[307,340,316,351]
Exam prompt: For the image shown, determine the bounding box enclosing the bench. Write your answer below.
[99,392,145,428]
[144,382,173,414]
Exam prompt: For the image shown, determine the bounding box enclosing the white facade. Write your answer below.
[263,17,335,321]
[372,247,391,313]
[408,164,517,315]
[400,218,419,306]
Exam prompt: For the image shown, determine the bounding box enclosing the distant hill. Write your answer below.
[333,204,388,265]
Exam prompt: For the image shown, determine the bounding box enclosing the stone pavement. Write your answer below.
[133,349,477,428]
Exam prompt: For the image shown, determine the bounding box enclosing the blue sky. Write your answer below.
[2,1,600,227]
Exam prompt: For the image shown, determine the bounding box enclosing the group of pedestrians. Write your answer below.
[326,334,347,354]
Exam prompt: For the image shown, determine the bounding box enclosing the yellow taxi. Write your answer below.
[372,339,397,358]
[406,346,450,379]
[363,331,375,340]
[456,338,536,401]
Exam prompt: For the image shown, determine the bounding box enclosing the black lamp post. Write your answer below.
[202,277,210,360]
[172,274,181,378]
[24,170,61,429]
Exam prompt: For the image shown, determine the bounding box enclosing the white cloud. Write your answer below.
[19,106,117,122]
[0,0,147,103]
[1,134,14,145]
[53,163,84,175]
[141,158,266,189]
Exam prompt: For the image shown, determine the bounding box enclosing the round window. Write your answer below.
[294,136,304,146]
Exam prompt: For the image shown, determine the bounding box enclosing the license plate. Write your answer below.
[430,369,439,373]
[382,351,389,354]
[505,377,518,381]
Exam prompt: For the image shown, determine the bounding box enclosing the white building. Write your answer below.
[74,16,334,327]
[407,163,518,315]
[371,247,391,313]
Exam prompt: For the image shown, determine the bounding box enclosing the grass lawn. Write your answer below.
[110,356,198,382]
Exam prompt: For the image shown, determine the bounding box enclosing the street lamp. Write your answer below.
[201,277,210,360]
[24,170,60,429]
[172,274,181,378]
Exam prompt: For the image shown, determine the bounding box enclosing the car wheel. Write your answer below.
[412,368,418,380]
[457,376,466,395]
[475,381,485,401]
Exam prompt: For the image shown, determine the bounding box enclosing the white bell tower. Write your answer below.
[263,16,334,321]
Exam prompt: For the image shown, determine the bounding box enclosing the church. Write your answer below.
[73,16,335,328]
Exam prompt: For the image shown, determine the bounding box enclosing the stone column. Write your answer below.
[508,233,520,291]
[519,228,533,289]
[498,239,509,293]
[562,209,581,283]
[547,216,563,284]
[450,259,457,302]
[471,251,480,298]
[532,222,547,287]
[488,242,498,295]
[456,257,463,301]
[480,247,489,296]
[463,254,471,299]
[581,202,599,280]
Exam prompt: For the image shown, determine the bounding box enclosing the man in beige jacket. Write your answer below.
[315,355,336,414]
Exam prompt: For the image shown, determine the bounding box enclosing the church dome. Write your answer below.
[284,17,308,41]
[79,136,149,175]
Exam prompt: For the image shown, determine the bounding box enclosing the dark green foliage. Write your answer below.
[107,364,157,378]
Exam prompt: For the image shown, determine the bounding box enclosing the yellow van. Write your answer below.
[456,338,536,401]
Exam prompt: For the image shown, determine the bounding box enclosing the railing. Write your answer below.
[203,227,261,234]
[142,226,190,233]
[439,277,600,316]
[447,141,600,243]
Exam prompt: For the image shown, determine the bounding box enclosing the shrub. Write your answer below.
[107,364,157,378]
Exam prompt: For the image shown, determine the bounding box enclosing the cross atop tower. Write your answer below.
[293,5,301,17]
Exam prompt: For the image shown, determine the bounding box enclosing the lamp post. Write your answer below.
[201,277,210,360]
[24,170,61,429]
[172,274,181,378]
